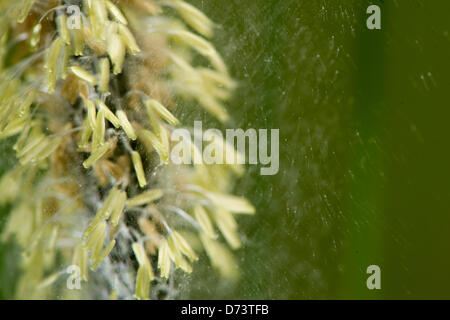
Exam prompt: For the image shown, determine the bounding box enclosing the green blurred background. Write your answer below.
[2,0,450,299]
[185,0,450,299]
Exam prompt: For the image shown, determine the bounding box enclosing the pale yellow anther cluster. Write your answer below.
[73,186,126,277]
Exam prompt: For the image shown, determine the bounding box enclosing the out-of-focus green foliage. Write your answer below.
[0,237,21,299]
[186,0,450,299]
[0,138,21,299]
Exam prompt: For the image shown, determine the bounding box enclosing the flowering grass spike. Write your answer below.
[0,0,254,299]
